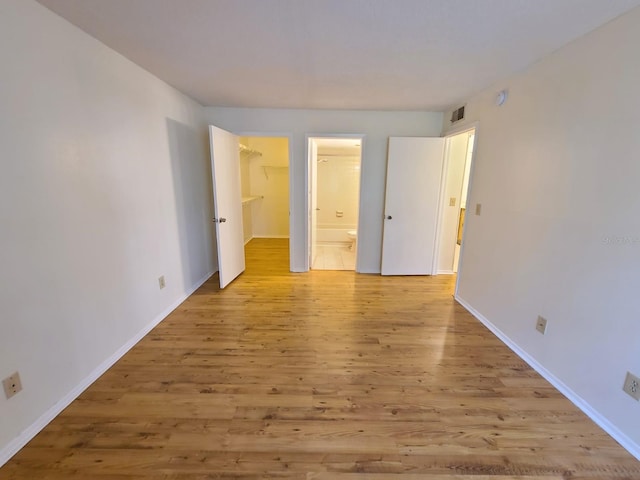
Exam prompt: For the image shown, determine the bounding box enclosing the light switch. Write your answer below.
[449,197,456,207]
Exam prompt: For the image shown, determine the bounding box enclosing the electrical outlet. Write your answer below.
[3,372,22,399]
[158,275,166,290]
[623,371,640,401]
[475,203,482,215]
[535,315,548,335]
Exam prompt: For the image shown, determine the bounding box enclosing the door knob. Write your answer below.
[213,217,227,223]
[385,215,392,220]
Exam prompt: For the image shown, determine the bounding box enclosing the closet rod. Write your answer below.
[239,143,262,157]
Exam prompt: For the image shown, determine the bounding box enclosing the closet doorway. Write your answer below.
[239,136,290,269]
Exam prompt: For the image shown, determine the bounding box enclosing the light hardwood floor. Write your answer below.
[2,238,638,479]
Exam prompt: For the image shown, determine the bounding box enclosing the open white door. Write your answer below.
[209,125,245,288]
[381,137,445,275]
[308,139,318,268]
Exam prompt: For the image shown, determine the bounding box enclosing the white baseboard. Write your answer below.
[356,268,380,274]
[437,269,455,275]
[454,294,640,462]
[0,270,215,468]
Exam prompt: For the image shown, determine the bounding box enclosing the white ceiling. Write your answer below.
[37,0,640,111]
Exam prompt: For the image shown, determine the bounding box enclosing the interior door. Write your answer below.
[381,137,445,275]
[209,125,245,288]
[309,139,318,268]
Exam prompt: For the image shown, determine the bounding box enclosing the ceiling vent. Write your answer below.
[450,105,465,123]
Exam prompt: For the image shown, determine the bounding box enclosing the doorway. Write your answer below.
[436,128,476,274]
[208,125,292,289]
[308,136,363,271]
[238,136,290,269]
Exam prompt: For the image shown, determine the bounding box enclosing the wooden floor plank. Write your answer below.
[2,238,637,479]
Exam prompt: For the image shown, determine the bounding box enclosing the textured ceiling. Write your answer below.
[37,0,640,110]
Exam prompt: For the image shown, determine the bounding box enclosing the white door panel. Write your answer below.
[381,137,445,275]
[209,125,245,288]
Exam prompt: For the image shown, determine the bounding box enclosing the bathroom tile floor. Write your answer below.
[312,243,356,270]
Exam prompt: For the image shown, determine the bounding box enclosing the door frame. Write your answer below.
[305,133,366,272]
[436,122,480,297]
[235,131,294,272]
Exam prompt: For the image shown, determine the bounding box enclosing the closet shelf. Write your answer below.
[242,195,262,206]
[262,165,288,180]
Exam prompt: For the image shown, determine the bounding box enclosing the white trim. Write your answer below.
[252,235,290,239]
[455,294,640,462]
[435,127,477,277]
[432,136,451,275]
[0,270,215,468]
[442,119,480,138]
[449,122,479,297]
[357,267,380,274]
[305,134,313,272]
[437,269,455,275]
[244,236,253,245]
[354,137,366,274]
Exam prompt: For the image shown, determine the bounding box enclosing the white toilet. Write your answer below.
[346,230,357,250]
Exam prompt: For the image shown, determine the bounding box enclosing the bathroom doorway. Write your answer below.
[436,128,476,274]
[308,136,363,271]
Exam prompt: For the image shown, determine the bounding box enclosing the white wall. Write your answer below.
[444,6,640,457]
[317,155,361,231]
[204,108,443,272]
[0,0,215,463]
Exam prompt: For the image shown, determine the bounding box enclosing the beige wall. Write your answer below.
[443,6,640,457]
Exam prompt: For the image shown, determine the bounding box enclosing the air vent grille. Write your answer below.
[450,105,465,123]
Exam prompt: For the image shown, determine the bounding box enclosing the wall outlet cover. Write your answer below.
[623,371,640,401]
[158,275,166,289]
[475,203,482,215]
[3,372,22,399]
[536,315,548,335]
